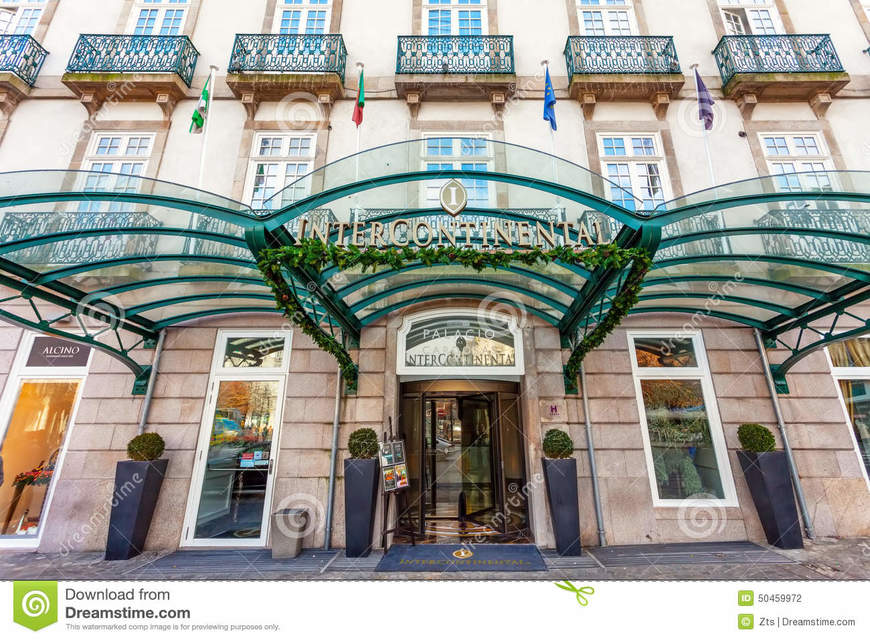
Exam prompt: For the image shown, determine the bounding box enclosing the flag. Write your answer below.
[695,69,714,131]
[190,70,213,134]
[352,68,365,127]
[543,67,557,131]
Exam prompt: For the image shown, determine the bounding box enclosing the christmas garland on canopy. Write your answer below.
[258,239,652,390]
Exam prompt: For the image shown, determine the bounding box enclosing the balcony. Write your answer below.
[395,35,516,113]
[757,208,870,264]
[62,35,200,118]
[564,36,684,120]
[713,34,849,118]
[226,34,347,119]
[0,35,48,116]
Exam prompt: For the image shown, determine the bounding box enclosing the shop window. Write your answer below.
[829,338,870,483]
[424,0,487,36]
[273,0,332,34]
[598,133,670,212]
[0,334,90,545]
[182,331,292,547]
[577,0,638,36]
[245,133,315,210]
[629,332,737,506]
[129,0,188,36]
[718,0,784,35]
[0,0,44,35]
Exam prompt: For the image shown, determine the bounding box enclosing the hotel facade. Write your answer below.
[0,0,868,556]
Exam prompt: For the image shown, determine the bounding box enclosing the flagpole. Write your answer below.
[692,64,717,190]
[542,60,558,185]
[197,65,219,192]
[354,62,364,185]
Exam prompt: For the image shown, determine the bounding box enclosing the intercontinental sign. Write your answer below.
[293,180,609,249]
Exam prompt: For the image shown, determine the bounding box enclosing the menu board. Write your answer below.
[380,440,409,493]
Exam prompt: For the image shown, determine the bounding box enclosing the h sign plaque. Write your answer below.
[440,179,468,217]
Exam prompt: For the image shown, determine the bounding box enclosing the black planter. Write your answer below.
[344,458,379,558]
[542,458,582,556]
[105,459,168,561]
[737,451,803,550]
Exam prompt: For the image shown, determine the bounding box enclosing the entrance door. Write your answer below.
[398,380,530,542]
[182,331,291,547]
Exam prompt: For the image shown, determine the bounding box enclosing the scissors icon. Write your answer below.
[554,581,595,606]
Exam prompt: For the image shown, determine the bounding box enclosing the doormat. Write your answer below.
[375,544,547,572]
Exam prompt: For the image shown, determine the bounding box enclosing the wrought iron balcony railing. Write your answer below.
[227,34,348,82]
[0,211,160,265]
[0,35,48,86]
[564,36,681,75]
[66,34,200,87]
[396,35,515,75]
[757,208,870,263]
[713,34,844,87]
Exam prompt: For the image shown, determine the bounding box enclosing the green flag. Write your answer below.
[190,72,212,134]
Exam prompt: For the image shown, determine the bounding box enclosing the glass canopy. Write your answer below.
[0,140,867,393]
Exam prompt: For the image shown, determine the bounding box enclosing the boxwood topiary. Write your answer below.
[348,428,379,459]
[127,432,166,461]
[738,423,776,453]
[543,429,574,459]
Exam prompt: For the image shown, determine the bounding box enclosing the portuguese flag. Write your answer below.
[352,68,365,127]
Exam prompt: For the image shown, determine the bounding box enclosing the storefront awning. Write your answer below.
[0,139,867,393]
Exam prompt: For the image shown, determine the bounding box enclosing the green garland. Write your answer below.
[258,239,652,389]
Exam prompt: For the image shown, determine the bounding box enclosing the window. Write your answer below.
[0,0,44,35]
[629,333,737,506]
[424,0,487,36]
[77,132,155,213]
[245,133,315,210]
[273,0,332,34]
[182,331,292,547]
[598,134,670,212]
[718,0,784,35]
[759,132,834,196]
[0,333,90,546]
[829,339,870,486]
[129,0,188,36]
[578,0,638,36]
[422,135,493,208]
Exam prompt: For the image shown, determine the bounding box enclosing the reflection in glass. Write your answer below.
[838,380,870,478]
[194,380,279,539]
[641,379,724,500]
[634,337,698,368]
[0,380,80,537]
[222,337,285,368]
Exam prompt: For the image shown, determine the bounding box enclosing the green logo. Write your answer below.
[554,581,595,607]
[738,614,754,630]
[13,581,57,631]
[738,590,754,606]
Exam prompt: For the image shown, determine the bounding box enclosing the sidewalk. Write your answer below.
[1,538,867,581]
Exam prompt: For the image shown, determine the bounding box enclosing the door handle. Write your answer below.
[268,459,274,474]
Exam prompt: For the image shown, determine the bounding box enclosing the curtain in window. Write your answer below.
[830,339,870,368]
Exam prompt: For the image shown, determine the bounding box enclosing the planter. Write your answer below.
[344,458,379,558]
[542,458,582,556]
[737,451,803,550]
[105,459,168,561]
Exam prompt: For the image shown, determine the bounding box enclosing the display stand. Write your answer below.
[380,418,417,551]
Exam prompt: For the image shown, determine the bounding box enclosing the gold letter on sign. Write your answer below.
[440,179,468,218]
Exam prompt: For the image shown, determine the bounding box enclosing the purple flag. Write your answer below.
[695,69,714,131]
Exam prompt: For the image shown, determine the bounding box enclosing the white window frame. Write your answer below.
[244,132,316,210]
[597,133,671,212]
[826,344,870,490]
[424,0,488,36]
[577,0,639,36]
[628,330,739,508]
[421,133,495,209]
[718,0,785,35]
[77,131,155,212]
[759,132,836,196]
[127,0,189,36]
[181,329,293,548]
[272,0,332,34]
[0,0,44,35]
[0,331,91,549]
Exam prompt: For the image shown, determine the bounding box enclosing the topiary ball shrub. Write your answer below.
[127,432,166,461]
[348,428,379,459]
[738,423,776,453]
[543,429,574,459]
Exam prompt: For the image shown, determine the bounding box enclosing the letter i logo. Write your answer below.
[13,582,57,631]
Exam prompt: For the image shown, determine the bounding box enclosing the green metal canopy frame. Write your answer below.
[0,139,867,394]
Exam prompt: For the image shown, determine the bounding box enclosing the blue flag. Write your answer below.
[695,69,714,131]
[543,67,557,131]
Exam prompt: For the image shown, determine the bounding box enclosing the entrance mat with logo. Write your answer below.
[376,544,547,572]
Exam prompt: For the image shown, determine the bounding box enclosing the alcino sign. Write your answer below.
[292,181,608,249]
